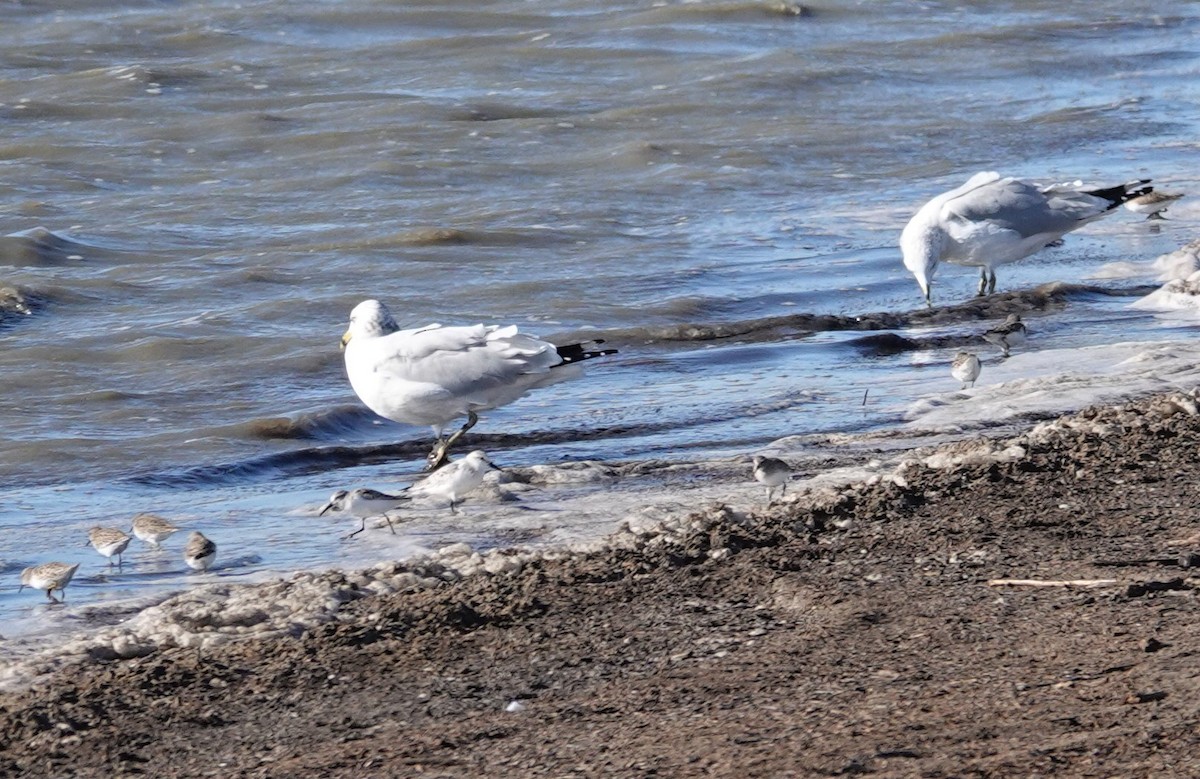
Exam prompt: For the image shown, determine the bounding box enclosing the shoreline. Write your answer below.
[4,389,1200,776]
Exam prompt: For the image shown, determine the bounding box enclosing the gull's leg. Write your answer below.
[426,411,479,471]
[384,514,396,535]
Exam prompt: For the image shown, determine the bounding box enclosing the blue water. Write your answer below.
[0,0,1198,638]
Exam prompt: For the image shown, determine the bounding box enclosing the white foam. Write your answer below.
[1132,268,1200,315]
[1091,238,1200,282]
[903,340,1200,433]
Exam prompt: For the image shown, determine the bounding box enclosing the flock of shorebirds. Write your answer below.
[19,514,216,603]
[18,172,1183,605]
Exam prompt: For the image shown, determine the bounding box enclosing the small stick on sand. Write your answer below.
[861,388,869,406]
[988,578,1120,588]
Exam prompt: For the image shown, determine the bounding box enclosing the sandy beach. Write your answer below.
[3,390,1200,777]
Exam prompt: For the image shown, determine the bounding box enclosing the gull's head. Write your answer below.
[900,212,944,309]
[319,490,348,516]
[342,299,399,350]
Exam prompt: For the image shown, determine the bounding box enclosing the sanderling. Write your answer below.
[19,562,79,603]
[951,352,982,389]
[131,513,181,548]
[340,299,616,470]
[752,455,792,506]
[902,172,1152,305]
[320,487,409,539]
[87,526,132,568]
[1124,191,1183,220]
[183,531,217,571]
[983,314,1028,357]
[328,451,502,540]
[407,450,501,513]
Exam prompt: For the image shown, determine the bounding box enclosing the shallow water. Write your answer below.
[1,0,1199,640]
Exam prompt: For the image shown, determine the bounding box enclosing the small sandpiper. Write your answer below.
[87,526,132,568]
[951,351,982,389]
[19,562,80,603]
[983,314,1027,357]
[408,450,501,514]
[752,455,792,506]
[183,531,217,571]
[1124,191,1184,220]
[131,513,181,549]
[320,487,410,539]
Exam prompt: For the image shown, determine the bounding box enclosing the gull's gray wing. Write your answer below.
[941,177,1082,240]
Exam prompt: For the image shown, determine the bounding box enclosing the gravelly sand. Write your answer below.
[4,391,1200,778]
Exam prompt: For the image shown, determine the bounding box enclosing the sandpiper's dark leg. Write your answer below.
[343,517,367,541]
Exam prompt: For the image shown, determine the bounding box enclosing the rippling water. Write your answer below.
[1,0,1199,635]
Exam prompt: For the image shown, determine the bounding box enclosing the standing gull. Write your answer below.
[983,314,1028,357]
[951,352,982,389]
[1124,191,1184,220]
[901,172,1152,305]
[340,299,616,469]
[19,562,79,603]
[752,455,792,507]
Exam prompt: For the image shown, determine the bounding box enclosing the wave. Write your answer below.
[228,406,377,442]
[0,227,97,267]
[602,282,1151,347]
[126,391,820,488]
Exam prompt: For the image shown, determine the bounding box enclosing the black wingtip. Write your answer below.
[1087,178,1154,210]
[555,341,619,365]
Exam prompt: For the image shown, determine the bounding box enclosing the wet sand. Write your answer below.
[4,390,1200,778]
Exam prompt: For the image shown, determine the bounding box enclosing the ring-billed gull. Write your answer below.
[340,299,616,469]
[1124,191,1184,220]
[901,172,1152,305]
[983,314,1027,357]
[951,351,981,389]
[751,455,791,507]
[19,562,79,602]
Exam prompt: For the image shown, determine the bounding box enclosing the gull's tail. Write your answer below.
[554,339,618,366]
[1086,179,1154,211]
